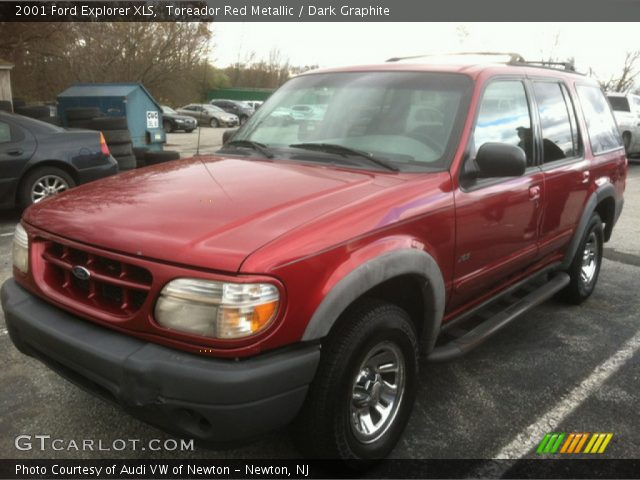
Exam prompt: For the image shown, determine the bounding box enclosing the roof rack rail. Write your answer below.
[386,52,526,63]
[386,52,581,74]
[512,59,577,72]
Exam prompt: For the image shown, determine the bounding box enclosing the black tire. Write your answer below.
[294,299,419,460]
[144,150,180,166]
[163,120,173,134]
[67,119,95,129]
[133,147,148,168]
[239,115,248,125]
[209,117,219,128]
[40,116,62,126]
[0,100,12,112]
[116,154,137,171]
[109,142,134,158]
[561,213,604,304]
[18,166,76,207]
[65,107,102,121]
[622,132,631,155]
[185,129,195,133]
[132,147,147,160]
[88,116,128,131]
[102,129,131,145]
[15,105,52,119]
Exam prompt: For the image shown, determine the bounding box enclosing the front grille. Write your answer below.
[41,241,152,316]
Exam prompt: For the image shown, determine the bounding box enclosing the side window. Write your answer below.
[473,80,533,166]
[0,122,10,143]
[576,85,623,155]
[532,82,581,163]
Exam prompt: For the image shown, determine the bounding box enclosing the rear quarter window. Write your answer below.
[577,86,623,155]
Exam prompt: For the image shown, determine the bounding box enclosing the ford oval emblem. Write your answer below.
[72,266,91,281]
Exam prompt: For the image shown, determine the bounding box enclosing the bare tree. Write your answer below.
[0,22,223,105]
[594,51,640,93]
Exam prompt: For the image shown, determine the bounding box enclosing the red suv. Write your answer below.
[2,55,627,460]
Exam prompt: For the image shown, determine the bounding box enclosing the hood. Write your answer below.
[24,156,393,272]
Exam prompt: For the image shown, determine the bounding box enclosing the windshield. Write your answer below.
[162,106,177,114]
[208,105,225,113]
[232,71,471,171]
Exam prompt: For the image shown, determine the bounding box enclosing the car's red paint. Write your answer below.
[17,62,627,358]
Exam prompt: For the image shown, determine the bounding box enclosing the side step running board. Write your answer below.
[427,272,570,362]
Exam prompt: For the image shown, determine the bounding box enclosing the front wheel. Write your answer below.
[294,300,418,460]
[163,121,173,134]
[209,118,219,128]
[561,213,603,304]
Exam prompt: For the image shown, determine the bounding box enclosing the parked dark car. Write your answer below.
[176,104,239,128]
[161,106,197,133]
[0,112,117,208]
[209,99,254,125]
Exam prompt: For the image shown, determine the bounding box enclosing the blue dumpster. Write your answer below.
[57,83,165,151]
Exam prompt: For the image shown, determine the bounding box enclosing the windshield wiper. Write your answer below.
[220,140,274,158]
[289,143,399,172]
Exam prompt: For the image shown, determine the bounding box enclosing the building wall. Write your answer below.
[0,70,13,103]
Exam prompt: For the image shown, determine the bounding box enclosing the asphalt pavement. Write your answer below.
[0,162,638,462]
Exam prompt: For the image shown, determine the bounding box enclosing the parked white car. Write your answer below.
[607,92,640,155]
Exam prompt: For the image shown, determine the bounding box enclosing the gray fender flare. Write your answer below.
[561,183,616,269]
[301,249,446,353]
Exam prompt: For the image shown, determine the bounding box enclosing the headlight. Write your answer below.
[154,278,280,339]
[12,224,29,274]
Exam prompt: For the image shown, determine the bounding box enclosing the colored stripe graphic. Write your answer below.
[539,433,613,455]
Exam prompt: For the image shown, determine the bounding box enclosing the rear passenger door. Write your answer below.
[452,79,544,309]
[532,80,590,260]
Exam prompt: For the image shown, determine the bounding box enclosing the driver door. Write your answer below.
[450,79,544,310]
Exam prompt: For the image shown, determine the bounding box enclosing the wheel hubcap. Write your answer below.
[580,231,598,285]
[31,175,69,203]
[349,341,405,444]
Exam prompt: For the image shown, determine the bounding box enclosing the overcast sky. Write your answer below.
[210,23,637,81]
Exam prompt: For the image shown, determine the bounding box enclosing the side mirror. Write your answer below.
[475,142,526,177]
[222,128,238,144]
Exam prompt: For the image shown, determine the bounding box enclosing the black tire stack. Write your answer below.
[65,108,136,171]
[15,104,55,120]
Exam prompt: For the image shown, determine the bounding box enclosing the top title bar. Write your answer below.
[2,0,640,21]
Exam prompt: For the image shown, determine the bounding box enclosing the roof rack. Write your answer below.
[386,52,579,73]
[386,52,526,63]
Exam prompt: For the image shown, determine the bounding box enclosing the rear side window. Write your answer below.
[533,82,581,162]
[607,96,630,112]
[0,121,10,143]
[577,86,623,154]
[473,80,533,165]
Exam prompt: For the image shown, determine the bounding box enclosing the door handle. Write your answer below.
[529,185,541,201]
[581,171,590,184]
[5,149,23,156]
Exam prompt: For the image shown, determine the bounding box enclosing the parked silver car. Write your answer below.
[607,92,640,155]
[176,104,239,128]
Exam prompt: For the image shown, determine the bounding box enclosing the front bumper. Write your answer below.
[1,279,320,443]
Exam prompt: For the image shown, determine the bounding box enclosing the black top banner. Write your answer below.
[2,0,640,21]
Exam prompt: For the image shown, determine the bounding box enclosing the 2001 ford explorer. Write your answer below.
[1,54,627,460]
